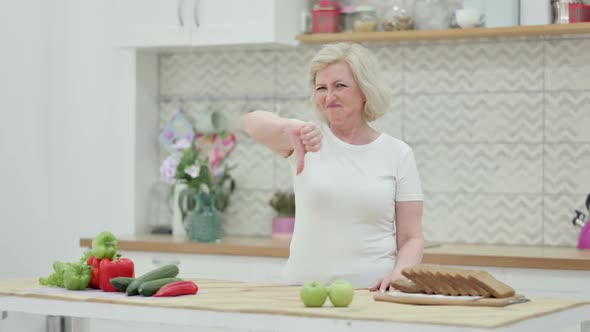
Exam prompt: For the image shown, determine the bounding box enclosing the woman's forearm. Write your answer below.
[392,237,424,275]
[393,201,424,276]
[240,110,303,156]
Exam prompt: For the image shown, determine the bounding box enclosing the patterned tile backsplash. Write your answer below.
[158,36,590,247]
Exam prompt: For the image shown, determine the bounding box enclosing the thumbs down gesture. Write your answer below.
[289,122,322,175]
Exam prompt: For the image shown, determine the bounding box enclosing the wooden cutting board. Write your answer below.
[374,292,529,307]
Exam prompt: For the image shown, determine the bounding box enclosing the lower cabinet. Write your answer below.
[502,267,590,300]
[0,313,46,332]
[124,250,287,283]
[445,264,590,300]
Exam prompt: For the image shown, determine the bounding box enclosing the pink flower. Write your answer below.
[209,146,223,168]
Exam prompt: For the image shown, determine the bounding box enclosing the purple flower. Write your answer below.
[160,155,180,184]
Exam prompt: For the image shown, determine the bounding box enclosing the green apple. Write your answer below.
[328,280,354,307]
[300,281,328,307]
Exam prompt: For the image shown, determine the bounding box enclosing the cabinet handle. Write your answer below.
[177,0,185,27]
[152,259,181,266]
[193,0,200,28]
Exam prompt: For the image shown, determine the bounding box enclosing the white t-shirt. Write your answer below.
[281,124,423,288]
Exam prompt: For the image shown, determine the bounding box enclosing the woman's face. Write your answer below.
[314,61,366,126]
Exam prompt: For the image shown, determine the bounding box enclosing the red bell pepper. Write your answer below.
[86,256,101,289]
[153,280,199,297]
[98,255,134,292]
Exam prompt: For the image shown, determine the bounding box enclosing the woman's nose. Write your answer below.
[326,90,336,102]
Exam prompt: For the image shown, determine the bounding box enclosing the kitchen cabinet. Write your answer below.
[502,267,590,300]
[113,0,304,48]
[127,251,286,283]
[113,0,191,47]
[450,265,590,301]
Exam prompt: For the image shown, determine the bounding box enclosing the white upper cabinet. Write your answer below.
[113,0,191,47]
[114,0,303,48]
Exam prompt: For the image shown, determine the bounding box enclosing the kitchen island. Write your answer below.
[78,235,590,303]
[1,278,589,332]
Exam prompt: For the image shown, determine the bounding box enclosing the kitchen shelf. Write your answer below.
[296,22,590,43]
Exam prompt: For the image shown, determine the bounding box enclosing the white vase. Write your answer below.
[171,183,188,238]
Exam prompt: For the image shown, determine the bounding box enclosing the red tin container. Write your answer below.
[313,6,341,33]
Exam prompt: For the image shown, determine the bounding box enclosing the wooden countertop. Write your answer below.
[3,278,590,329]
[79,235,590,271]
[0,279,590,332]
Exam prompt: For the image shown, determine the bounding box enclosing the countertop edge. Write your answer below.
[79,238,290,258]
[421,254,590,271]
[79,238,590,271]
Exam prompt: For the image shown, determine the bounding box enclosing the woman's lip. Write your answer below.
[327,104,340,108]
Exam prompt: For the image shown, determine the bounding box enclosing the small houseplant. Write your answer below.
[268,191,295,240]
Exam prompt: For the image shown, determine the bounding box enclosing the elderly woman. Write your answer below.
[240,43,424,292]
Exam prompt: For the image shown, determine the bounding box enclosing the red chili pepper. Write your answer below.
[98,255,134,292]
[153,281,198,297]
[86,256,101,289]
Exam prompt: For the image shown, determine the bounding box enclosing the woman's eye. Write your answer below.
[316,87,326,91]
[336,83,347,88]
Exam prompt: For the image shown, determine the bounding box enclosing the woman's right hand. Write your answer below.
[289,122,322,175]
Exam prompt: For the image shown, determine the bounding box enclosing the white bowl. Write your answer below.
[455,9,480,29]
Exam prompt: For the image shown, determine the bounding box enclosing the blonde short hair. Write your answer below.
[309,43,390,123]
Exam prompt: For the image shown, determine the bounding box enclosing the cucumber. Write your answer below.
[110,277,135,292]
[138,277,183,297]
[126,264,180,296]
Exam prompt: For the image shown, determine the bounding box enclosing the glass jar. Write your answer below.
[186,192,222,243]
[147,182,173,234]
[340,5,356,32]
[382,0,415,31]
[354,5,378,32]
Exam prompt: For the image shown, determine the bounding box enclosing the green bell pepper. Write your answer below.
[63,263,92,290]
[91,231,118,259]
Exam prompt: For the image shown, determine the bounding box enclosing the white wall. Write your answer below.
[0,0,51,279]
[0,0,136,279]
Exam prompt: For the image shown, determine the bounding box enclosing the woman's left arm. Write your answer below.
[370,201,424,292]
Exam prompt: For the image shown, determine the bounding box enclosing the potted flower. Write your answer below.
[160,133,236,242]
[268,191,296,240]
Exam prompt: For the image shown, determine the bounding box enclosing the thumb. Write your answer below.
[289,127,306,175]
